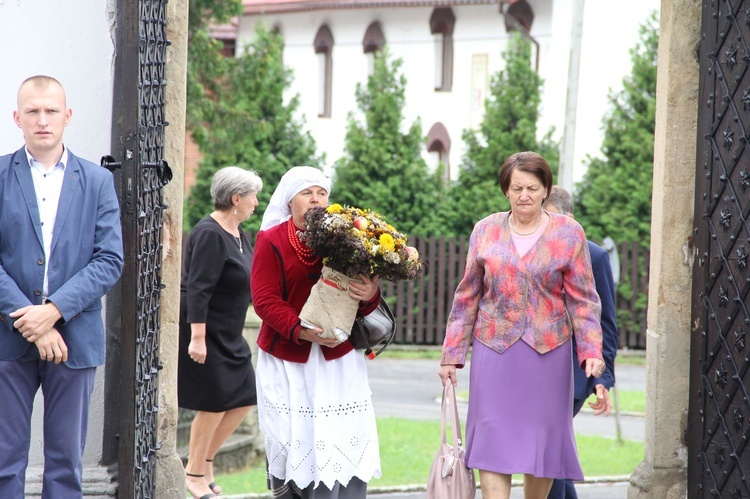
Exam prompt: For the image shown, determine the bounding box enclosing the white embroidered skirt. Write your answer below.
[256,344,382,490]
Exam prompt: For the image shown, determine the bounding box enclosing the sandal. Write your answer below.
[186,472,217,499]
[206,458,222,495]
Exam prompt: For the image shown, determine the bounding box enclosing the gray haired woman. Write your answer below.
[178,166,262,499]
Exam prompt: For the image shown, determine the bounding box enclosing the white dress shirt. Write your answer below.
[25,146,68,296]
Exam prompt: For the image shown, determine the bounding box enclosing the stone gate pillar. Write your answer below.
[628,1,700,497]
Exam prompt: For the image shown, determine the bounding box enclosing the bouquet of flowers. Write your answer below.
[298,204,423,341]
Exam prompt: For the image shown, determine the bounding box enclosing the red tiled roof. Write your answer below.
[210,18,239,39]
[243,0,504,15]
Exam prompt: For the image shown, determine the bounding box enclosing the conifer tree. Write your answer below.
[185,11,320,232]
[333,49,449,237]
[449,33,558,236]
[574,13,658,248]
[573,12,658,343]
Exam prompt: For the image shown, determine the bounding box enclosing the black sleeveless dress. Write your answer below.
[178,216,257,411]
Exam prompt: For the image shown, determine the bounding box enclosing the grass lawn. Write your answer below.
[581,389,645,414]
[213,417,643,495]
[609,389,645,414]
[455,389,645,416]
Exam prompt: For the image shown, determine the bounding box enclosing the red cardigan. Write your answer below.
[251,220,380,363]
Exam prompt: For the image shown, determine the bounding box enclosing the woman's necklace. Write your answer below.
[509,211,544,237]
[287,220,321,266]
[234,235,243,254]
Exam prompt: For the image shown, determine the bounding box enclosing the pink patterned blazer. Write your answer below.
[441,211,603,368]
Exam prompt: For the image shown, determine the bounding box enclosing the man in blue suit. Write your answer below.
[544,186,617,499]
[0,76,123,498]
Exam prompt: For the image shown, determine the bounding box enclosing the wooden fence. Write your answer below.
[614,242,649,349]
[182,232,649,349]
[382,236,650,350]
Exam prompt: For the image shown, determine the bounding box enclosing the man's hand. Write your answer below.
[588,384,612,416]
[11,303,63,342]
[34,327,68,365]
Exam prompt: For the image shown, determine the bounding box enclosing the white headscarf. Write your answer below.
[260,166,332,231]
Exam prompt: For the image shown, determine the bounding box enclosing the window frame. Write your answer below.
[314,24,334,118]
[426,122,451,180]
[430,8,455,92]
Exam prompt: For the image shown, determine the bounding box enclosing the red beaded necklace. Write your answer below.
[287,219,321,266]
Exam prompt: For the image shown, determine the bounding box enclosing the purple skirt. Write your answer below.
[465,339,583,480]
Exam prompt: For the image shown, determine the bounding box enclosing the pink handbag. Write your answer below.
[426,382,477,498]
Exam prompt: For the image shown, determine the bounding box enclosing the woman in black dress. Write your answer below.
[179,166,262,499]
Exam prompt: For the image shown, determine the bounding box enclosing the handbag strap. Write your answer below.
[439,382,464,451]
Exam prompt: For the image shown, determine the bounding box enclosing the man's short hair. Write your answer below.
[545,185,574,215]
[20,75,63,91]
[17,75,66,108]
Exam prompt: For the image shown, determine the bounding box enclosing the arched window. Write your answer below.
[362,22,385,75]
[314,25,334,118]
[504,0,535,33]
[430,8,455,92]
[426,122,451,180]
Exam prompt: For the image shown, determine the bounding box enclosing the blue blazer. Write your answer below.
[572,241,618,411]
[0,148,124,368]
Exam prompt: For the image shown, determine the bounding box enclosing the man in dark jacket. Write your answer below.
[544,186,618,499]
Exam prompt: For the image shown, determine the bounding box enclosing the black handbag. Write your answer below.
[349,297,396,359]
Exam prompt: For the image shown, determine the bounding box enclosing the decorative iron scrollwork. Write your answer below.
[725,43,738,69]
[732,406,744,431]
[720,207,732,231]
[734,329,746,350]
[719,285,729,308]
[716,363,729,388]
[740,168,750,190]
[724,126,735,148]
[130,0,169,496]
[714,443,726,465]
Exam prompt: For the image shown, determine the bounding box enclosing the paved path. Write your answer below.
[370,480,630,499]
[368,357,645,441]
[365,356,645,498]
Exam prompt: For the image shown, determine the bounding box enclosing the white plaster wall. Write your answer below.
[573,0,659,182]
[0,0,116,161]
[0,0,116,472]
[239,0,659,183]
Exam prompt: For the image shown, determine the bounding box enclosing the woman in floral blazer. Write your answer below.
[439,151,605,499]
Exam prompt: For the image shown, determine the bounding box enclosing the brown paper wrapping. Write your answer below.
[299,266,360,340]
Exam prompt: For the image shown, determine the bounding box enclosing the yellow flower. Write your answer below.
[379,233,395,252]
[327,204,343,214]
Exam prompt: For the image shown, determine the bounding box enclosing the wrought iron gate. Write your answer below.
[109,0,172,496]
[689,0,750,496]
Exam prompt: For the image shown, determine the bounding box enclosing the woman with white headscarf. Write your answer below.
[251,166,382,498]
